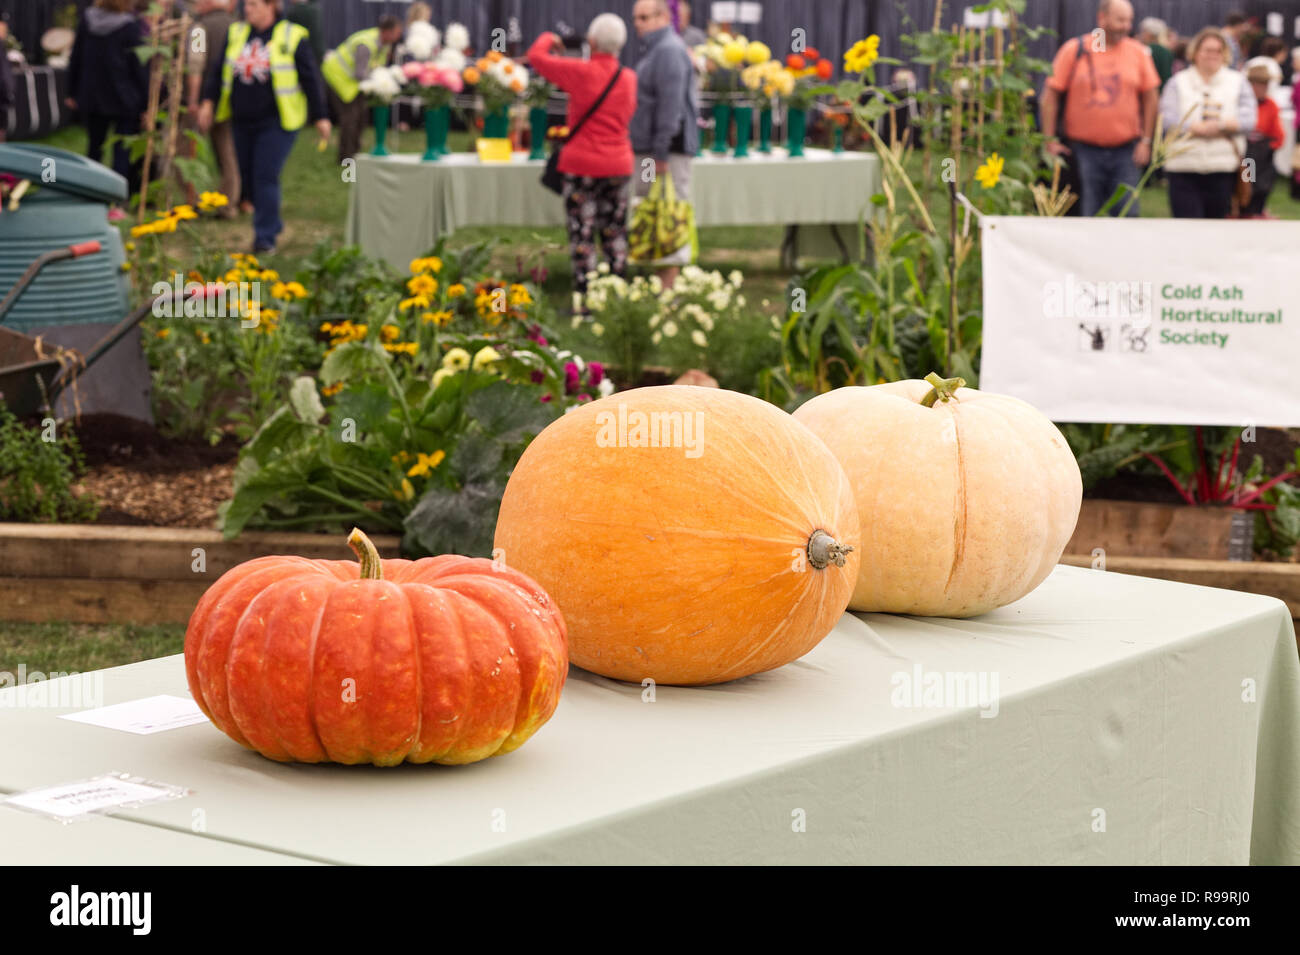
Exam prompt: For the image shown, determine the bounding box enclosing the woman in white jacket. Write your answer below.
[1159,27,1257,218]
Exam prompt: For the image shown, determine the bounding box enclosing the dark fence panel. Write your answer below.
[5,1,1300,75]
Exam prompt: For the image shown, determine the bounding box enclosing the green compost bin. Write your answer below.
[0,143,151,422]
[0,143,130,332]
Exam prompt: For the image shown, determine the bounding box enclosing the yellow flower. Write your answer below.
[432,368,454,389]
[259,269,279,282]
[383,342,419,356]
[395,477,415,500]
[508,284,532,306]
[197,329,211,344]
[722,40,746,65]
[422,309,455,326]
[844,35,880,73]
[233,253,259,266]
[125,241,136,252]
[746,41,771,64]
[381,323,401,342]
[472,346,501,370]
[409,256,443,275]
[975,152,1004,189]
[399,294,431,312]
[171,204,198,221]
[447,283,467,298]
[321,382,343,396]
[407,274,437,296]
[198,191,228,210]
[119,262,131,272]
[392,451,413,464]
[441,347,471,371]
[406,450,446,477]
[155,328,171,339]
[224,268,242,282]
[270,280,308,301]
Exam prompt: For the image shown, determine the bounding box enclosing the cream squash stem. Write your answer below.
[920,372,967,407]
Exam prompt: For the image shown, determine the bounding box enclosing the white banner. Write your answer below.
[980,216,1300,427]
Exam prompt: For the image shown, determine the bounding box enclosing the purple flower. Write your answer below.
[576,393,592,402]
[530,370,545,384]
[564,361,580,394]
[540,393,552,403]
[588,361,604,386]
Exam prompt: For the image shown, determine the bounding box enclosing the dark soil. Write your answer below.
[61,414,239,528]
[68,414,239,471]
[1085,471,1188,504]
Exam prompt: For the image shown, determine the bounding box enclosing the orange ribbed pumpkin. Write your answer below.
[184,530,568,766]
[493,385,860,686]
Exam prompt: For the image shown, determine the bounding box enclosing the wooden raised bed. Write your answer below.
[0,524,402,625]
[1,507,1296,625]
[1065,499,1253,561]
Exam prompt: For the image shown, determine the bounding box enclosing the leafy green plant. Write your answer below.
[579,269,663,386]
[0,405,98,522]
[219,246,599,554]
[142,252,322,442]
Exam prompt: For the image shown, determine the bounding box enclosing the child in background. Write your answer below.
[1243,63,1284,217]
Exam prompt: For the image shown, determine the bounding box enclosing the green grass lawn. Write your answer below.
[13,120,1300,678]
[0,622,185,682]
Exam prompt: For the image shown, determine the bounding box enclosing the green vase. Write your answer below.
[371,104,390,157]
[483,107,509,139]
[759,107,773,153]
[732,105,752,158]
[528,107,548,160]
[710,102,731,154]
[422,105,450,161]
[787,107,806,157]
[832,125,844,153]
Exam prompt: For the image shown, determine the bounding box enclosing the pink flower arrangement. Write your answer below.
[418,64,464,93]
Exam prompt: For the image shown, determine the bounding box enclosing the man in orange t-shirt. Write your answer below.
[1040,0,1160,216]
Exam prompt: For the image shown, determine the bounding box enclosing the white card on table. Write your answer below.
[4,774,189,821]
[60,694,207,735]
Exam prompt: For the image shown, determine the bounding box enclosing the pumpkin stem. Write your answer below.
[347,527,384,580]
[807,529,853,570]
[920,372,966,407]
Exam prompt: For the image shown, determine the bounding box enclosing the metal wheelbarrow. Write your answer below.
[0,241,162,418]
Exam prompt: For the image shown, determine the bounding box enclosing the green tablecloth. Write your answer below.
[343,148,881,269]
[2,565,1297,865]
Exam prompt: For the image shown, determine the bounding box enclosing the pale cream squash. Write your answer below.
[494,385,861,685]
[793,374,1082,617]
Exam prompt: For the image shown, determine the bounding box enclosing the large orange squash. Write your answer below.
[494,385,860,686]
[184,530,568,766]
[794,374,1082,617]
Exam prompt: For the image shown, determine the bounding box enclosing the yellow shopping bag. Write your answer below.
[628,171,696,265]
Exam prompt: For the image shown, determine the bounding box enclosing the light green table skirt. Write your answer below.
[2,564,1296,865]
[344,147,882,270]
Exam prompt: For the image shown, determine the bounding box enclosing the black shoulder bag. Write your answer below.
[541,65,625,195]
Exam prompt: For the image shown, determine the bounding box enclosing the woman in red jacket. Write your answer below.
[1243,63,1284,217]
[528,16,637,304]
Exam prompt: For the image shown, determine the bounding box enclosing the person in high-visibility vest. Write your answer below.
[323,16,404,164]
[197,0,330,254]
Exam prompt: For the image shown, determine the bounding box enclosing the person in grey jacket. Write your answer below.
[630,0,698,283]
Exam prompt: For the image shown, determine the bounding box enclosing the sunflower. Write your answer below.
[975,152,1005,189]
[843,35,880,73]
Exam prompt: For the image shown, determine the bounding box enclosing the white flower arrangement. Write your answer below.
[436,47,467,73]
[444,23,471,53]
[406,21,440,61]
[359,64,406,102]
